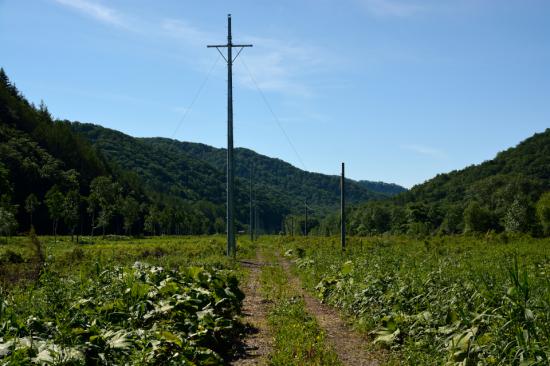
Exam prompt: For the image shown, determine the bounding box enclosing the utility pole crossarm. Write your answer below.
[207,45,253,48]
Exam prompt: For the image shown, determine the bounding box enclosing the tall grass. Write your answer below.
[280,235,550,365]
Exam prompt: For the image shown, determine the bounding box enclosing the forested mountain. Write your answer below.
[356,180,407,196]
[70,123,401,232]
[0,68,156,237]
[328,129,550,236]
[2,64,549,238]
[140,137,401,206]
[1,68,400,237]
[69,123,226,205]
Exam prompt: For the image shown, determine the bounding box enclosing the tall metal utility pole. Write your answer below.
[341,162,346,250]
[208,14,252,257]
[249,162,254,242]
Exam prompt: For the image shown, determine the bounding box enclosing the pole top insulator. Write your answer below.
[228,13,231,17]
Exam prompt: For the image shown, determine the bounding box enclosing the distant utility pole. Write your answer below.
[341,162,346,251]
[249,162,254,242]
[208,14,252,257]
[304,199,308,236]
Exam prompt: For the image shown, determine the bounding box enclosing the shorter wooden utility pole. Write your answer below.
[341,162,346,251]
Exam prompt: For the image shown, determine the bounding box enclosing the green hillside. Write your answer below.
[332,129,550,236]
[70,123,401,232]
[0,69,163,237]
[140,137,398,208]
[356,180,407,196]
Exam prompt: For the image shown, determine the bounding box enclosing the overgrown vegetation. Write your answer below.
[281,235,550,365]
[316,129,550,237]
[0,235,253,364]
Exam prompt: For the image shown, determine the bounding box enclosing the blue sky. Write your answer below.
[1,0,549,188]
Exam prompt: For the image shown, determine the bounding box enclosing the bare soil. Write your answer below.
[231,257,273,365]
[279,257,383,366]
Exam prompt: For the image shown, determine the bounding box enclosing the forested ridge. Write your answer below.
[3,65,548,239]
[139,137,393,208]
[70,123,401,233]
[322,129,550,236]
[0,68,400,237]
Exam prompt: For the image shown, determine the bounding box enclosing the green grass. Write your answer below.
[277,234,550,365]
[6,233,549,364]
[0,235,255,286]
[258,243,341,366]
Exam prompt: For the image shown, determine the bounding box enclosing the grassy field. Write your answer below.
[3,233,550,365]
[279,234,550,365]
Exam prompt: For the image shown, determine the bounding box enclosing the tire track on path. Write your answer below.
[279,256,383,366]
[232,254,272,365]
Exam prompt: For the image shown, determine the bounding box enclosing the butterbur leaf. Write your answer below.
[0,340,14,357]
[159,331,182,347]
[374,328,400,347]
[341,261,354,276]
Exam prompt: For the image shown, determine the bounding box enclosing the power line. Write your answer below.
[171,54,221,139]
[238,56,308,171]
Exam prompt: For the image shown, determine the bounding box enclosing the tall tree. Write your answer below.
[45,186,64,242]
[87,193,99,239]
[90,176,121,237]
[144,206,160,236]
[0,207,17,244]
[25,193,39,228]
[120,196,139,236]
[464,201,493,234]
[63,190,80,242]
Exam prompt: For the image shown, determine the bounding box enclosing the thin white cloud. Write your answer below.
[51,0,327,98]
[161,18,217,46]
[53,0,127,27]
[402,144,447,158]
[233,36,327,98]
[359,0,424,17]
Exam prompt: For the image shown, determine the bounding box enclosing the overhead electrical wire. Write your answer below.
[171,54,221,139]
[238,56,308,172]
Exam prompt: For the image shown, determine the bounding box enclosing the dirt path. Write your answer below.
[279,257,382,366]
[232,257,272,365]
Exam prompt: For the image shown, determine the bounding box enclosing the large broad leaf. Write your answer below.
[341,260,354,276]
[0,340,13,357]
[159,331,183,347]
[447,327,478,361]
[374,328,400,347]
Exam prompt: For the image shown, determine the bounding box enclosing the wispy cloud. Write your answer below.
[160,18,217,46]
[402,144,447,158]
[51,0,327,98]
[359,0,424,17]
[53,0,128,27]
[234,36,327,98]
